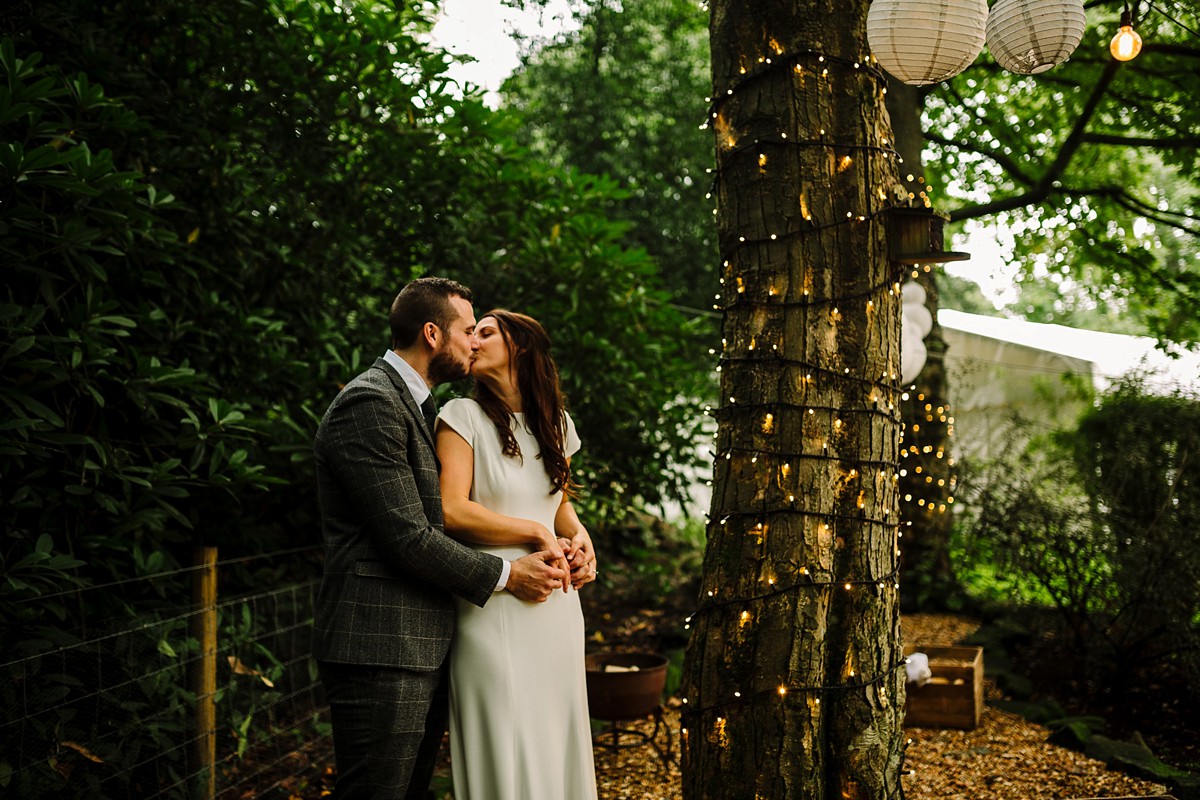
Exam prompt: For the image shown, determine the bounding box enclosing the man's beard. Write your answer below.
[427,346,469,385]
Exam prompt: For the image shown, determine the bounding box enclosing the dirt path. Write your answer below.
[585,613,1167,800]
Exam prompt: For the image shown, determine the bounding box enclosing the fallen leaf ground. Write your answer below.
[573,612,1167,800]
[240,593,1176,799]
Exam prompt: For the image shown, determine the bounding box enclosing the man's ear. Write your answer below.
[422,322,439,348]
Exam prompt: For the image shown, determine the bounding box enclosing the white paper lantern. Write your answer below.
[867,0,989,86]
[986,0,1087,74]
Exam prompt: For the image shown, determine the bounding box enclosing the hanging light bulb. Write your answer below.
[1109,6,1142,61]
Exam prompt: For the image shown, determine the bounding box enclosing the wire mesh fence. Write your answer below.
[1,546,333,799]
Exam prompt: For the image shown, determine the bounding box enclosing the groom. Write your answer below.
[313,277,567,799]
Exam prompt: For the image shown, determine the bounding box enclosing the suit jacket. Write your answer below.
[312,357,503,670]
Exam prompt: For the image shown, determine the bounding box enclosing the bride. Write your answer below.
[436,309,599,800]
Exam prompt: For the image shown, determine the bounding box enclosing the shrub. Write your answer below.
[955,376,1200,689]
[1070,377,1200,679]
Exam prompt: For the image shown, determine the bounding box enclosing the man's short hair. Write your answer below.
[389,277,473,350]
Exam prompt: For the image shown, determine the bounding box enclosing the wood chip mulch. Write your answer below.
[589,613,1169,800]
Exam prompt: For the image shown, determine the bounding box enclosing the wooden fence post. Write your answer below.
[192,546,218,800]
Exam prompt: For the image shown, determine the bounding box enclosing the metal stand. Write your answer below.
[593,705,675,772]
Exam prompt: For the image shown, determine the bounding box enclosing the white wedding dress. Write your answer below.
[439,398,597,800]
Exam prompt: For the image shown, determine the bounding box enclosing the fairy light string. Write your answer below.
[682,30,908,794]
[714,263,909,311]
[899,386,958,517]
[702,48,892,123]
[680,660,907,716]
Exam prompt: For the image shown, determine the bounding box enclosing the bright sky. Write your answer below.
[431,1,1015,308]
[951,226,1019,309]
[431,0,576,104]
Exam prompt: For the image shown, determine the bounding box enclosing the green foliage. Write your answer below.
[428,123,712,516]
[601,514,705,598]
[3,0,712,794]
[490,0,721,516]
[3,0,707,621]
[925,2,1200,344]
[501,0,718,314]
[1,580,316,799]
[1,609,195,798]
[955,376,1200,687]
[956,451,1115,644]
[1070,377,1200,667]
[0,35,273,642]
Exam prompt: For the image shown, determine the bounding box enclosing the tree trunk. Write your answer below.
[681,2,905,797]
[884,78,959,609]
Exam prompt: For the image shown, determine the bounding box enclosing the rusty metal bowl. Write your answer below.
[585,652,668,721]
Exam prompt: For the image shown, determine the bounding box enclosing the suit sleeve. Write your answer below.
[321,381,502,606]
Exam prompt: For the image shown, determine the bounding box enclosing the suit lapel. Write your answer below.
[373,358,439,458]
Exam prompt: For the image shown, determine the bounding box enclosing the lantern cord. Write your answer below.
[717,447,900,470]
[1146,0,1200,38]
[714,356,901,394]
[666,301,722,320]
[716,207,904,264]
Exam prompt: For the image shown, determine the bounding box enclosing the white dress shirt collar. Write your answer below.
[383,349,431,406]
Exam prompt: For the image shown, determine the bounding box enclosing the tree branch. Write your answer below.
[1109,193,1200,236]
[1081,133,1200,147]
[950,59,1123,221]
[1107,86,1193,133]
[957,182,1200,235]
[1143,42,1200,59]
[925,132,1036,187]
[1092,186,1198,223]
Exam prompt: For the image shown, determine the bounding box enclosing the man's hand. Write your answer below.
[506,550,569,602]
[518,520,572,592]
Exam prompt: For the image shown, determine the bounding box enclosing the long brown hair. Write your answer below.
[473,309,576,496]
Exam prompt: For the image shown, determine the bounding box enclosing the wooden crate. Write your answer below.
[903,644,983,730]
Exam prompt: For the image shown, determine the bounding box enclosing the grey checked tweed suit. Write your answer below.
[313,358,503,799]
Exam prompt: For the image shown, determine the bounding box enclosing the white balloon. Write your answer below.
[907,303,934,339]
[901,281,927,307]
[901,337,928,384]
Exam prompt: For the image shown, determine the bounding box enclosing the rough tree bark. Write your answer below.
[680,1,905,797]
[885,78,958,609]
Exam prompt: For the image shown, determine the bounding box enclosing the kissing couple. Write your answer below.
[312,277,600,799]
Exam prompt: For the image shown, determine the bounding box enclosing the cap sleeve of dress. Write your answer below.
[438,397,478,446]
[564,410,581,458]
